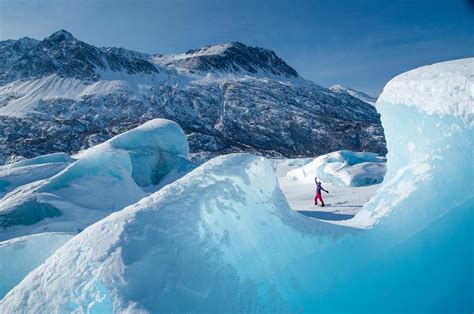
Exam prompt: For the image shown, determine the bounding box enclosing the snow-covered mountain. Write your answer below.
[0,30,157,84]
[330,84,377,105]
[0,30,386,164]
[153,42,299,77]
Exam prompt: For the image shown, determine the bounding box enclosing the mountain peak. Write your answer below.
[184,42,247,55]
[330,84,377,105]
[46,29,76,43]
[155,42,299,78]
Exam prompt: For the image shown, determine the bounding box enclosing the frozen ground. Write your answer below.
[276,159,381,222]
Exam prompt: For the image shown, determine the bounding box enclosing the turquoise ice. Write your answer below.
[0,118,193,240]
[286,149,386,187]
[1,59,472,312]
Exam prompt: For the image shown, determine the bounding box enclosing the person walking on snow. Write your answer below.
[314,177,329,207]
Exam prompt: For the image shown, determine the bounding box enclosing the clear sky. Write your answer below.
[1,0,473,95]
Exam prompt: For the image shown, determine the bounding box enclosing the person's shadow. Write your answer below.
[298,210,354,221]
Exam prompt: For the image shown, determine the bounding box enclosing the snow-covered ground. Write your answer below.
[275,157,382,222]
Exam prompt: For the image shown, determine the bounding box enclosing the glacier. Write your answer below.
[0,118,193,241]
[286,150,386,187]
[0,153,73,198]
[0,232,74,298]
[1,58,473,312]
[75,118,192,187]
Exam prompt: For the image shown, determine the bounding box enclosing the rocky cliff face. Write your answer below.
[153,42,298,77]
[0,30,386,164]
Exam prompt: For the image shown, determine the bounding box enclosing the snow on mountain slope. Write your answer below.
[0,118,193,241]
[0,30,158,84]
[0,30,386,164]
[153,42,299,77]
[1,58,470,312]
[330,84,377,105]
[0,37,39,70]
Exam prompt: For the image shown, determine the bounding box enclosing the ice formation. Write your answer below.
[5,152,74,169]
[0,155,72,198]
[286,150,386,187]
[378,58,473,120]
[76,118,191,187]
[0,232,73,298]
[1,59,472,312]
[0,119,192,240]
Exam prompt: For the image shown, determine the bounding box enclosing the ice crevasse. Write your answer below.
[1,58,473,312]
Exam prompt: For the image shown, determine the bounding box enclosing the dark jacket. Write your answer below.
[316,182,328,194]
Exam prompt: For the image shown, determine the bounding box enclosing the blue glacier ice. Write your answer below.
[286,150,386,187]
[0,232,73,298]
[0,59,472,312]
[6,152,74,169]
[77,118,191,187]
[0,153,74,198]
[0,161,71,198]
[0,118,193,240]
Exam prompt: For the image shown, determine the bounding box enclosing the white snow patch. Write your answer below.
[378,58,474,121]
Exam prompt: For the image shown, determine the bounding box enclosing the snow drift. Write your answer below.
[0,119,192,240]
[0,232,73,298]
[286,150,386,187]
[1,58,473,312]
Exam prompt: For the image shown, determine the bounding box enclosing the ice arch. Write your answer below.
[1,59,472,312]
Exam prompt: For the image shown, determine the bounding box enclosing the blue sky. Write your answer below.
[1,0,473,95]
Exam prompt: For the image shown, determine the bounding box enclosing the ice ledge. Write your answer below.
[377,58,473,121]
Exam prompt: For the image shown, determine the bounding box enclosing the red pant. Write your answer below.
[314,193,325,206]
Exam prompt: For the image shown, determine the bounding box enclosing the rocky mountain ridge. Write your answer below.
[0,30,386,164]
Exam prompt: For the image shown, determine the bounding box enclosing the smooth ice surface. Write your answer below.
[0,118,193,241]
[287,150,386,187]
[76,118,190,187]
[0,154,352,313]
[0,150,145,240]
[0,162,70,198]
[4,152,74,169]
[0,232,73,298]
[0,152,74,197]
[1,59,473,312]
